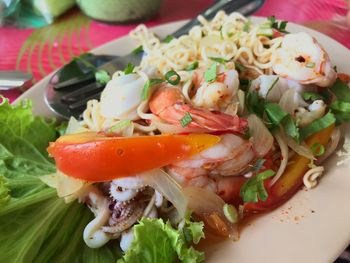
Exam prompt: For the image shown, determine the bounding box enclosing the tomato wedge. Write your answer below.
[48,132,220,182]
[244,124,335,213]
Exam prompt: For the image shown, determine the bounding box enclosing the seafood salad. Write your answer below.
[2,11,350,263]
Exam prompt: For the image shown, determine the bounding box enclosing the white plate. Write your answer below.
[16,17,350,263]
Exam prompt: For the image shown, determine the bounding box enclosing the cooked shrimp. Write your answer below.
[168,134,256,201]
[273,32,336,87]
[192,69,240,111]
[149,86,247,133]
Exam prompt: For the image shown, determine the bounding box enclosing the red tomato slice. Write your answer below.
[48,132,220,182]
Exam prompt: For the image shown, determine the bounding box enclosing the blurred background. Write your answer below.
[0,0,349,100]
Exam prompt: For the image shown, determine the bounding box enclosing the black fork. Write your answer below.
[44,0,265,119]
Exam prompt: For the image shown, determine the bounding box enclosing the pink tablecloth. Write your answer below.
[0,0,349,101]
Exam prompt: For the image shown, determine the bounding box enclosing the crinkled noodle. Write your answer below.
[303,166,325,189]
[130,11,282,75]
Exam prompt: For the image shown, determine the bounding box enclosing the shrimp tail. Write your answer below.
[184,105,248,133]
[150,87,247,133]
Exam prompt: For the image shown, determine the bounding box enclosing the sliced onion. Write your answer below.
[141,169,188,219]
[66,117,89,134]
[280,131,315,160]
[40,171,89,202]
[279,89,299,115]
[184,187,239,240]
[317,127,341,164]
[270,132,289,186]
[247,114,274,157]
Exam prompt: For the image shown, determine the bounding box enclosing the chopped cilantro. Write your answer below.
[265,103,299,141]
[267,15,289,33]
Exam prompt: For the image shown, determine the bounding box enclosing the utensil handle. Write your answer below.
[171,0,264,38]
[0,71,32,90]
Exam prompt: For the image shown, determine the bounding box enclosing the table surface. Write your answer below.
[0,0,349,101]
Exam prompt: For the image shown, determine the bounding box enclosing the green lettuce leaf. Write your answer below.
[0,97,119,262]
[118,218,205,263]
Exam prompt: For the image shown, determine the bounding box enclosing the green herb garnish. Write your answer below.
[327,78,350,125]
[240,169,276,203]
[204,63,217,83]
[108,120,132,133]
[266,77,279,97]
[302,92,324,101]
[209,57,230,64]
[223,204,238,223]
[330,78,350,103]
[180,112,193,127]
[141,79,164,101]
[265,103,288,125]
[267,16,289,33]
[165,70,181,85]
[131,45,144,55]
[330,100,350,125]
[184,61,199,71]
[299,111,336,140]
[243,19,252,32]
[239,78,252,92]
[163,35,175,43]
[283,115,300,142]
[246,91,265,117]
[330,100,350,113]
[235,62,246,72]
[95,70,111,85]
[265,103,299,141]
[219,25,224,39]
[257,26,274,37]
[123,63,135,75]
[310,143,325,157]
